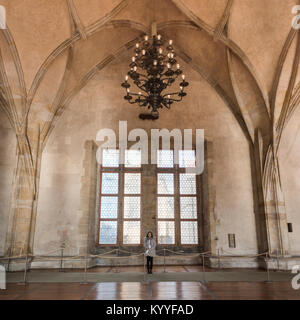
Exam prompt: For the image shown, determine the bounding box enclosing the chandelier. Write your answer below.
[121,32,189,120]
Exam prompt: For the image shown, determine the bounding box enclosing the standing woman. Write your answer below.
[144,231,156,274]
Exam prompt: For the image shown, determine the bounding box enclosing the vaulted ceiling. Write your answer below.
[0,0,300,168]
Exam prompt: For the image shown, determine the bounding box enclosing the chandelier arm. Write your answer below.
[162,92,182,98]
[162,102,171,109]
[128,92,148,99]
[135,72,148,79]
[134,83,148,94]
[169,97,182,102]
[138,101,147,107]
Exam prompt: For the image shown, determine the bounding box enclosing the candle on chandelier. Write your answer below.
[168,95,171,99]
[157,34,162,40]
[142,49,146,55]
[153,60,158,66]
[167,63,171,69]
[182,74,185,80]
[136,43,139,48]
[144,35,149,41]
[133,66,137,71]
[169,39,173,45]
[177,63,180,69]
[125,75,129,81]
[132,57,136,62]
[159,48,163,54]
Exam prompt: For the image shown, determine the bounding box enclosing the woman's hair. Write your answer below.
[146,231,153,238]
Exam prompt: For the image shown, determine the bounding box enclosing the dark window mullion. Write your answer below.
[118,164,124,245]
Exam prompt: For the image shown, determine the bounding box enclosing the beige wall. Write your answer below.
[279,107,300,255]
[0,110,16,256]
[34,61,258,256]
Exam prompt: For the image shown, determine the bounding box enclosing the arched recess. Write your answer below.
[34,38,258,257]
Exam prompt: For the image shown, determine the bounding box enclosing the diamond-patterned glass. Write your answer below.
[100,197,118,218]
[158,174,174,194]
[102,149,119,167]
[125,149,141,167]
[99,221,118,244]
[180,174,196,194]
[179,150,196,168]
[180,197,197,219]
[157,150,174,168]
[158,221,175,244]
[124,173,141,194]
[123,221,140,244]
[181,221,198,244]
[101,173,119,194]
[157,197,174,218]
[124,197,140,218]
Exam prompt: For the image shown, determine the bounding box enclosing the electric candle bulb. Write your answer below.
[168,53,171,58]
[168,95,171,99]
[182,74,185,80]
[125,75,129,81]
[133,66,137,71]
[153,60,158,66]
[170,53,174,58]
[169,39,173,45]
[167,63,171,69]
[132,57,136,62]
[136,43,139,48]
[177,64,180,69]
[139,92,141,96]
[159,48,163,54]
[180,86,183,91]
[142,50,146,55]
[157,34,161,40]
[127,88,130,93]
[145,35,149,41]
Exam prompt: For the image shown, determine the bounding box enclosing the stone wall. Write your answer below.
[32,61,259,260]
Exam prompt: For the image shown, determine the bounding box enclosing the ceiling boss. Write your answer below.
[121,23,189,120]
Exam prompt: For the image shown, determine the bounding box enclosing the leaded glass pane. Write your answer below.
[102,149,119,167]
[157,150,174,168]
[158,221,175,244]
[100,197,118,218]
[158,174,174,194]
[181,221,198,244]
[124,197,140,218]
[123,221,140,244]
[101,173,119,194]
[125,149,141,167]
[180,197,197,219]
[99,221,118,244]
[124,173,141,194]
[179,150,196,168]
[158,197,174,218]
[180,174,196,194]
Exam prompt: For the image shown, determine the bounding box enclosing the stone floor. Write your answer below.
[1,281,300,300]
[1,265,299,300]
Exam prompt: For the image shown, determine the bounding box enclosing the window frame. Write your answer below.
[98,149,142,247]
[156,150,201,247]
